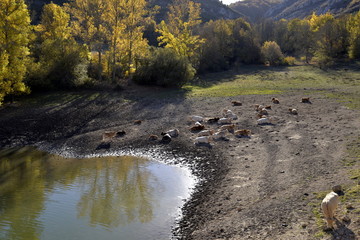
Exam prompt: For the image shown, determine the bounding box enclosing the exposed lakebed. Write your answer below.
[0,147,197,240]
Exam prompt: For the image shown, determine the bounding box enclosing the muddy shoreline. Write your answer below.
[0,88,359,239]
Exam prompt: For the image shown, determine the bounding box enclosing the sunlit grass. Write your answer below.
[183,65,360,101]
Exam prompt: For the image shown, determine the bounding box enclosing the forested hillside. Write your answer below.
[230,0,360,22]
[229,0,282,22]
[26,0,241,23]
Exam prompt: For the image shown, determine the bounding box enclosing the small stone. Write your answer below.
[338,228,345,235]
[346,204,353,210]
[280,170,285,173]
[342,216,351,223]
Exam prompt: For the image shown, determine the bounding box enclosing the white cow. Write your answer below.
[321,186,344,229]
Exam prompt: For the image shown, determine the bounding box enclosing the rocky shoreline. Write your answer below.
[0,89,359,239]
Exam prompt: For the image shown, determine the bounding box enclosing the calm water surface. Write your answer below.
[0,147,196,240]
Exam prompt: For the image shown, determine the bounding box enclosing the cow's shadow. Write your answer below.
[326,218,356,240]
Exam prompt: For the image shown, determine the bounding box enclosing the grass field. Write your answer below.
[185,64,360,109]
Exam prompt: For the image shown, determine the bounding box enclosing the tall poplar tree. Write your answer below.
[347,11,360,59]
[157,0,205,63]
[103,0,150,81]
[65,0,106,80]
[35,3,89,88]
[0,0,31,104]
[309,12,347,63]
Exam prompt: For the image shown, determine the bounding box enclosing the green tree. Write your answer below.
[232,18,261,64]
[287,18,313,62]
[199,19,234,72]
[157,0,205,64]
[32,3,89,88]
[133,47,195,87]
[0,0,31,104]
[273,19,289,52]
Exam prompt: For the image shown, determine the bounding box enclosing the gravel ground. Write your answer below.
[0,86,359,240]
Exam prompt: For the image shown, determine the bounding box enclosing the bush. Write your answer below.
[283,56,296,65]
[133,48,195,87]
[261,41,284,66]
[27,41,92,89]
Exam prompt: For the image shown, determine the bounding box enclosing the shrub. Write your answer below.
[27,41,91,89]
[283,56,296,65]
[261,41,284,66]
[133,48,195,87]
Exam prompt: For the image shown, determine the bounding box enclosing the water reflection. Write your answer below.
[0,147,195,240]
[76,156,154,227]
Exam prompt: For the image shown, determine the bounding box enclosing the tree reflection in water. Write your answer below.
[0,147,157,239]
[76,156,154,227]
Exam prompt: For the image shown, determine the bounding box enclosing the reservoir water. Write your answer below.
[0,147,196,240]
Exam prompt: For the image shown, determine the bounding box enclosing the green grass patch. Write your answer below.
[341,185,360,202]
[308,200,328,238]
[183,64,360,98]
[350,169,360,180]
[324,91,360,110]
[183,84,280,98]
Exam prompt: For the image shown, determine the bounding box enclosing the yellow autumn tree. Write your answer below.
[0,0,31,104]
[103,0,151,82]
[261,41,284,66]
[157,0,205,64]
[347,10,360,59]
[287,18,313,62]
[34,3,89,88]
[65,0,107,80]
[309,12,347,65]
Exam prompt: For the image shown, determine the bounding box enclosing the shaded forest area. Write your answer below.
[1,0,360,105]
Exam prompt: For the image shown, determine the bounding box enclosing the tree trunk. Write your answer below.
[112,36,117,83]
[98,51,102,81]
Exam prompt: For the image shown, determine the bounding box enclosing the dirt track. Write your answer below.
[0,87,359,240]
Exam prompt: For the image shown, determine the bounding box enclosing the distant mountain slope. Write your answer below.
[229,0,283,22]
[230,0,360,22]
[152,0,242,22]
[26,0,242,24]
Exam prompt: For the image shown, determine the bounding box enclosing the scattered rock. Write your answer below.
[342,216,351,223]
[346,204,353,210]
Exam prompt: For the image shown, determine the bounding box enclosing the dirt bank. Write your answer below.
[0,87,359,239]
